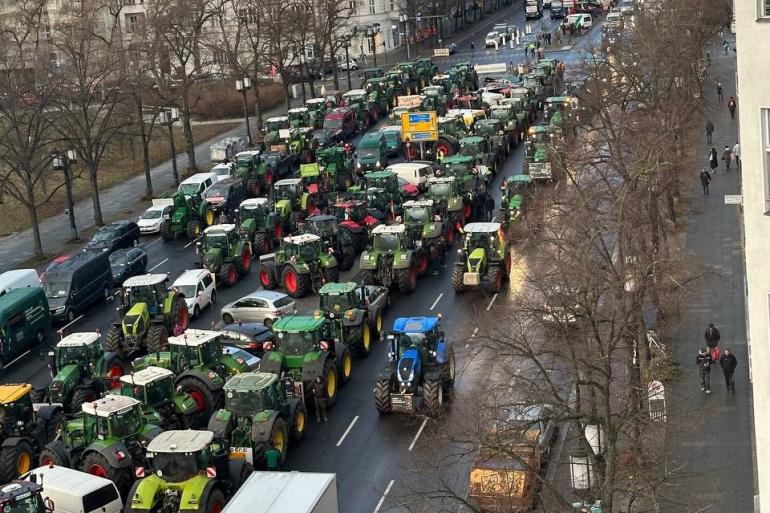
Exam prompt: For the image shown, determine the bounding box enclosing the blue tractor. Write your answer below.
[374,316,455,416]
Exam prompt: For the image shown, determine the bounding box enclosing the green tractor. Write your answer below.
[159,192,215,241]
[207,372,306,468]
[474,118,509,160]
[234,151,272,197]
[236,197,283,256]
[133,329,250,426]
[386,68,410,96]
[304,214,357,271]
[259,315,352,408]
[439,155,479,219]
[449,62,479,90]
[343,89,377,129]
[331,198,381,252]
[366,77,395,116]
[106,274,189,355]
[316,282,386,358]
[426,176,466,234]
[45,332,127,412]
[305,98,327,128]
[317,146,356,191]
[509,87,539,123]
[490,104,525,150]
[497,174,533,226]
[432,115,468,158]
[299,162,332,215]
[431,73,459,95]
[125,430,251,513]
[400,199,449,275]
[420,86,449,116]
[263,116,290,148]
[364,170,406,219]
[543,95,576,130]
[288,127,314,164]
[273,178,305,233]
[0,384,62,483]
[39,395,163,499]
[117,366,198,430]
[523,72,546,104]
[258,234,339,298]
[459,136,499,180]
[392,63,419,93]
[414,57,438,83]
[524,125,558,181]
[361,67,385,85]
[197,224,252,287]
[360,224,418,293]
[452,222,512,293]
[287,107,312,129]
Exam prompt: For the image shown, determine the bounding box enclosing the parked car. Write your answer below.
[171,269,217,319]
[220,290,296,327]
[138,202,173,235]
[260,151,293,180]
[0,287,51,365]
[378,126,404,157]
[41,251,112,323]
[218,322,276,356]
[485,31,502,48]
[178,172,217,198]
[567,13,593,30]
[210,162,235,181]
[84,220,140,254]
[202,177,245,219]
[356,133,389,172]
[221,345,260,370]
[24,465,123,513]
[109,247,148,285]
[323,107,358,142]
[447,42,458,55]
[338,59,359,71]
[312,128,335,148]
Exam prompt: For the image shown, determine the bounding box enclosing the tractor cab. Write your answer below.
[475,118,505,138]
[78,395,144,444]
[402,199,434,225]
[387,317,444,389]
[168,330,224,371]
[462,222,501,255]
[371,224,408,253]
[361,67,385,85]
[543,96,576,124]
[142,430,226,483]
[50,332,101,376]
[342,89,367,109]
[281,233,324,263]
[287,107,311,129]
[198,224,239,272]
[234,150,260,176]
[426,176,463,216]
[304,215,339,246]
[323,90,342,109]
[121,274,170,318]
[273,178,303,216]
[0,385,35,433]
[501,174,533,202]
[525,125,558,158]
[431,74,454,94]
[305,98,327,128]
[317,282,363,314]
[459,136,488,158]
[438,116,467,140]
[263,116,290,146]
[237,197,273,225]
[0,481,49,513]
[222,372,287,418]
[332,199,368,224]
[119,366,176,409]
[364,170,401,196]
[271,316,331,356]
[441,155,475,182]
[523,73,545,99]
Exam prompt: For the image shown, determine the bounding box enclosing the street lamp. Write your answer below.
[235,76,253,146]
[338,35,353,90]
[399,14,411,60]
[160,107,180,186]
[365,25,380,67]
[52,149,79,242]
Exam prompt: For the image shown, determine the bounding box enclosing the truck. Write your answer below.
[210,137,247,163]
[222,472,339,513]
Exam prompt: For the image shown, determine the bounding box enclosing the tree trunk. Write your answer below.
[89,166,104,226]
[251,70,263,129]
[24,177,43,257]
[181,89,197,172]
[136,95,153,198]
[281,74,291,112]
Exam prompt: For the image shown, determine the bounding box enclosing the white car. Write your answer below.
[137,201,173,235]
[567,13,593,30]
[178,172,218,198]
[172,269,217,318]
[485,31,502,48]
[338,59,359,71]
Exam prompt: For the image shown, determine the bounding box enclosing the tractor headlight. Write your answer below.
[388,351,395,361]
[376,160,381,168]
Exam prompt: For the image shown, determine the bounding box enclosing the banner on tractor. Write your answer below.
[397,95,423,108]
[433,48,450,57]
[474,63,508,74]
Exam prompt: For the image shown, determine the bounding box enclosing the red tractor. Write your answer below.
[332,199,381,252]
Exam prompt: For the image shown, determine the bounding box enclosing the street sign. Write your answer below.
[433,48,450,57]
[401,111,438,142]
[474,63,508,74]
[724,194,743,205]
[397,95,423,108]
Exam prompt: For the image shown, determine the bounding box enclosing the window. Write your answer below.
[762,0,770,17]
[763,108,770,212]
[389,0,395,10]
[213,50,227,65]
[369,0,376,13]
[367,37,374,53]
[125,14,140,33]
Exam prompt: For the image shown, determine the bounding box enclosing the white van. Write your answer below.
[0,269,40,296]
[178,172,218,198]
[24,466,122,513]
[172,269,217,318]
[385,162,435,190]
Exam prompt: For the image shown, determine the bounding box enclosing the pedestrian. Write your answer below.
[720,348,737,393]
[537,47,544,60]
[696,347,713,394]
[470,41,475,52]
[474,189,486,220]
[518,62,524,76]
[546,31,552,45]
[264,443,281,471]
[484,194,495,221]
[706,50,711,66]
[312,377,327,421]
[722,145,732,171]
[556,27,562,44]
[717,82,723,102]
[509,60,514,73]
[733,141,741,167]
[705,118,714,144]
[700,168,711,196]
[708,147,719,173]
[727,96,737,119]
[218,210,228,224]
[704,322,721,350]
[723,40,729,54]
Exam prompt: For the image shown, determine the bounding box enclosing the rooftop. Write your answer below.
[240,197,272,208]
[57,332,100,348]
[393,316,440,333]
[275,178,302,186]
[273,315,326,333]
[168,329,221,347]
[223,371,277,392]
[82,395,141,417]
[203,224,237,234]
[147,430,214,453]
[463,222,501,233]
[283,233,321,245]
[123,274,168,287]
[318,282,358,294]
[372,224,406,234]
[120,366,174,387]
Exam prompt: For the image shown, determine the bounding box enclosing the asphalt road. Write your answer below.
[1,7,606,513]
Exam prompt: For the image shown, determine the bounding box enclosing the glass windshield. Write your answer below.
[324,118,342,129]
[146,378,173,405]
[374,234,399,252]
[320,293,353,311]
[267,121,284,132]
[275,184,298,198]
[57,345,90,368]
[429,183,451,197]
[205,234,229,247]
[141,210,163,219]
[111,407,142,438]
[3,495,46,513]
[360,148,379,158]
[128,286,157,306]
[236,157,251,167]
[178,183,200,196]
[175,285,197,298]
[205,184,229,196]
[405,207,430,223]
[226,390,264,416]
[461,143,478,155]
[93,228,117,241]
[42,281,70,298]
[152,452,200,482]
[299,242,320,261]
[278,330,318,355]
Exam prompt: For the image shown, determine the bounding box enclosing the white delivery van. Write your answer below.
[385,162,434,190]
[223,472,338,513]
[0,269,40,296]
[178,172,218,198]
[24,465,122,513]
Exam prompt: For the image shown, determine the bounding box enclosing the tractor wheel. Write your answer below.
[45,409,64,441]
[350,318,372,358]
[260,263,279,290]
[264,168,275,187]
[105,325,124,354]
[160,220,173,241]
[488,264,504,293]
[463,200,473,220]
[372,311,384,336]
[435,139,453,158]
[374,379,392,414]
[246,178,261,197]
[71,388,98,412]
[273,218,284,240]
[338,245,356,271]
[291,405,307,441]
[123,482,143,513]
[238,245,252,276]
[265,418,288,465]
[360,269,376,285]
[451,263,466,293]
[0,440,34,481]
[207,408,235,439]
[415,248,430,276]
[395,264,417,294]
[504,251,512,278]
[281,266,310,298]
[203,207,215,227]
[323,265,339,284]
[83,452,132,499]
[178,376,221,427]
[441,346,456,390]
[39,441,70,468]
[146,325,169,353]
[337,345,352,385]
[197,488,226,513]
[253,233,269,255]
[495,209,506,224]
[186,220,202,239]
[219,263,239,287]
[423,378,445,417]
[445,225,456,247]
[321,358,338,407]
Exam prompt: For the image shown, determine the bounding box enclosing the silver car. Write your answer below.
[220,290,296,327]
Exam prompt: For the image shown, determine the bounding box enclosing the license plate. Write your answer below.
[229,447,254,464]
[464,273,480,286]
[391,394,414,413]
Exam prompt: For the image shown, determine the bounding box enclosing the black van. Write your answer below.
[41,251,113,324]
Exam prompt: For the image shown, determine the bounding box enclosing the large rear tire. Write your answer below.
[451,263,466,292]
[338,245,356,271]
[374,379,392,414]
[178,376,222,428]
[39,441,70,467]
[238,245,252,276]
[186,220,202,239]
[146,325,169,353]
[105,325,123,354]
[71,388,98,412]
[337,345,353,385]
[395,264,417,294]
[253,233,269,256]
[201,488,226,513]
[423,378,445,417]
[360,269,376,286]
[291,405,307,441]
[349,319,372,358]
[321,358,338,407]
[0,440,34,482]
[82,452,132,500]
[488,264,504,293]
[259,263,278,290]
[323,265,339,284]
[160,220,173,241]
[219,263,239,287]
[282,266,310,298]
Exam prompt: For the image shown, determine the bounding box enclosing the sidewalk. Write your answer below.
[662,38,754,513]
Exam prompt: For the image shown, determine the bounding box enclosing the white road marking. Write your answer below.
[58,315,84,335]
[336,415,359,447]
[408,418,429,451]
[4,350,30,369]
[486,293,498,311]
[184,239,199,248]
[148,258,169,272]
[373,480,395,513]
[429,293,444,310]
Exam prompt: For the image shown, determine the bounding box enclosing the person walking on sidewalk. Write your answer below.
[733,141,741,168]
[696,348,713,394]
[706,50,711,66]
[723,40,730,54]
[717,82,724,101]
[728,96,737,119]
[700,168,712,196]
[705,322,721,350]
[705,118,714,144]
[720,348,737,393]
[709,147,719,173]
[723,145,732,171]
